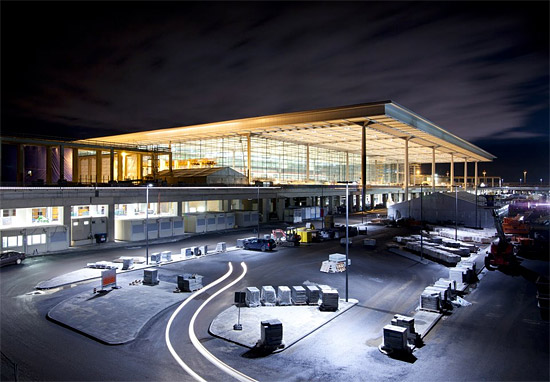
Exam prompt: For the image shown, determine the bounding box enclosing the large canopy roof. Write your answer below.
[81,101,495,164]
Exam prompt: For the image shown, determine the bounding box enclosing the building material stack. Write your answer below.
[420,290,440,312]
[382,325,410,353]
[161,251,172,262]
[277,286,291,306]
[216,242,227,252]
[291,286,307,305]
[246,287,261,307]
[260,319,283,348]
[261,286,277,306]
[143,268,159,285]
[320,289,339,311]
[304,285,320,305]
[391,314,420,345]
[177,274,203,292]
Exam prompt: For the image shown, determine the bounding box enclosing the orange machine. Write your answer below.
[502,215,530,235]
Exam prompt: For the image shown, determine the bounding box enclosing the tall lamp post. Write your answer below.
[257,185,260,239]
[337,181,351,302]
[145,184,153,265]
[420,182,423,261]
[523,170,527,184]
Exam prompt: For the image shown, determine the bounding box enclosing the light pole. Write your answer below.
[257,185,260,238]
[337,181,351,302]
[145,184,153,265]
[482,170,486,185]
[420,182,423,261]
[523,170,527,184]
[345,181,349,302]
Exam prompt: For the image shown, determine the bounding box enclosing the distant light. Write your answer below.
[480,182,486,187]
[147,183,153,187]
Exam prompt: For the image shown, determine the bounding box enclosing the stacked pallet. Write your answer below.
[320,260,346,273]
[261,286,277,306]
[291,286,307,305]
[391,314,419,344]
[420,290,440,312]
[246,287,261,307]
[260,319,283,348]
[405,241,461,265]
[277,286,291,306]
[177,274,203,292]
[143,268,159,286]
[304,285,320,305]
[161,251,172,262]
[320,289,339,311]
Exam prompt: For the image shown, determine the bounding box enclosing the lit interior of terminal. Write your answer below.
[1,101,503,254]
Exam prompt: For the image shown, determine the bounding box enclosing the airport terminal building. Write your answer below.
[0,101,496,254]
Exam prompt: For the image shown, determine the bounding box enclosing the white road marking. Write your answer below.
[165,262,256,382]
[189,262,256,382]
[165,262,234,382]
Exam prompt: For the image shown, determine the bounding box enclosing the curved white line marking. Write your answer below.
[189,262,256,382]
[165,262,234,382]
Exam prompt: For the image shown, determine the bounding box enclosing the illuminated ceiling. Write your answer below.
[78,101,495,164]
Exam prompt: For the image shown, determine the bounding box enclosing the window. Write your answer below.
[2,235,23,248]
[28,234,46,245]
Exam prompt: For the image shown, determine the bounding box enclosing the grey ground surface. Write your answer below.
[1,218,548,382]
[47,274,190,344]
[210,300,358,349]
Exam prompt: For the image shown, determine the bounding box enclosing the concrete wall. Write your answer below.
[388,192,494,228]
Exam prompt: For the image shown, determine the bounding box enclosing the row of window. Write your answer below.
[2,234,46,248]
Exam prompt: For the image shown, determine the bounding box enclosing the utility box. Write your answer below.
[184,213,206,233]
[143,268,159,285]
[260,319,283,348]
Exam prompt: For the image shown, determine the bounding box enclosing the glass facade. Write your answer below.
[170,136,404,185]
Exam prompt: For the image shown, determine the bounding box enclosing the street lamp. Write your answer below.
[482,170,486,184]
[523,170,527,184]
[337,181,352,302]
[145,183,153,265]
[420,182,423,261]
[257,185,260,239]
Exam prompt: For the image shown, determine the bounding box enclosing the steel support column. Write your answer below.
[450,153,454,189]
[109,149,115,182]
[95,150,102,184]
[464,158,468,191]
[247,134,252,184]
[474,161,478,192]
[46,146,52,184]
[404,138,409,201]
[59,145,65,181]
[431,147,436,192]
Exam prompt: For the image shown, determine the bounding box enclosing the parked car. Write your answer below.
[0,251,26,267]
[243,238,276,252]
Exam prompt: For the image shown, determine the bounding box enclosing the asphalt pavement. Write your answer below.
[1,217,548,382]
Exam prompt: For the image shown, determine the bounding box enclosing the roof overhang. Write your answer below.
[78,101,495,163]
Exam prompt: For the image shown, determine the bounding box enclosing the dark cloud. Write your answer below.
[1,1,548,179]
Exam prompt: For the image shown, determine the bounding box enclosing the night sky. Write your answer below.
[1,1,548,182]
